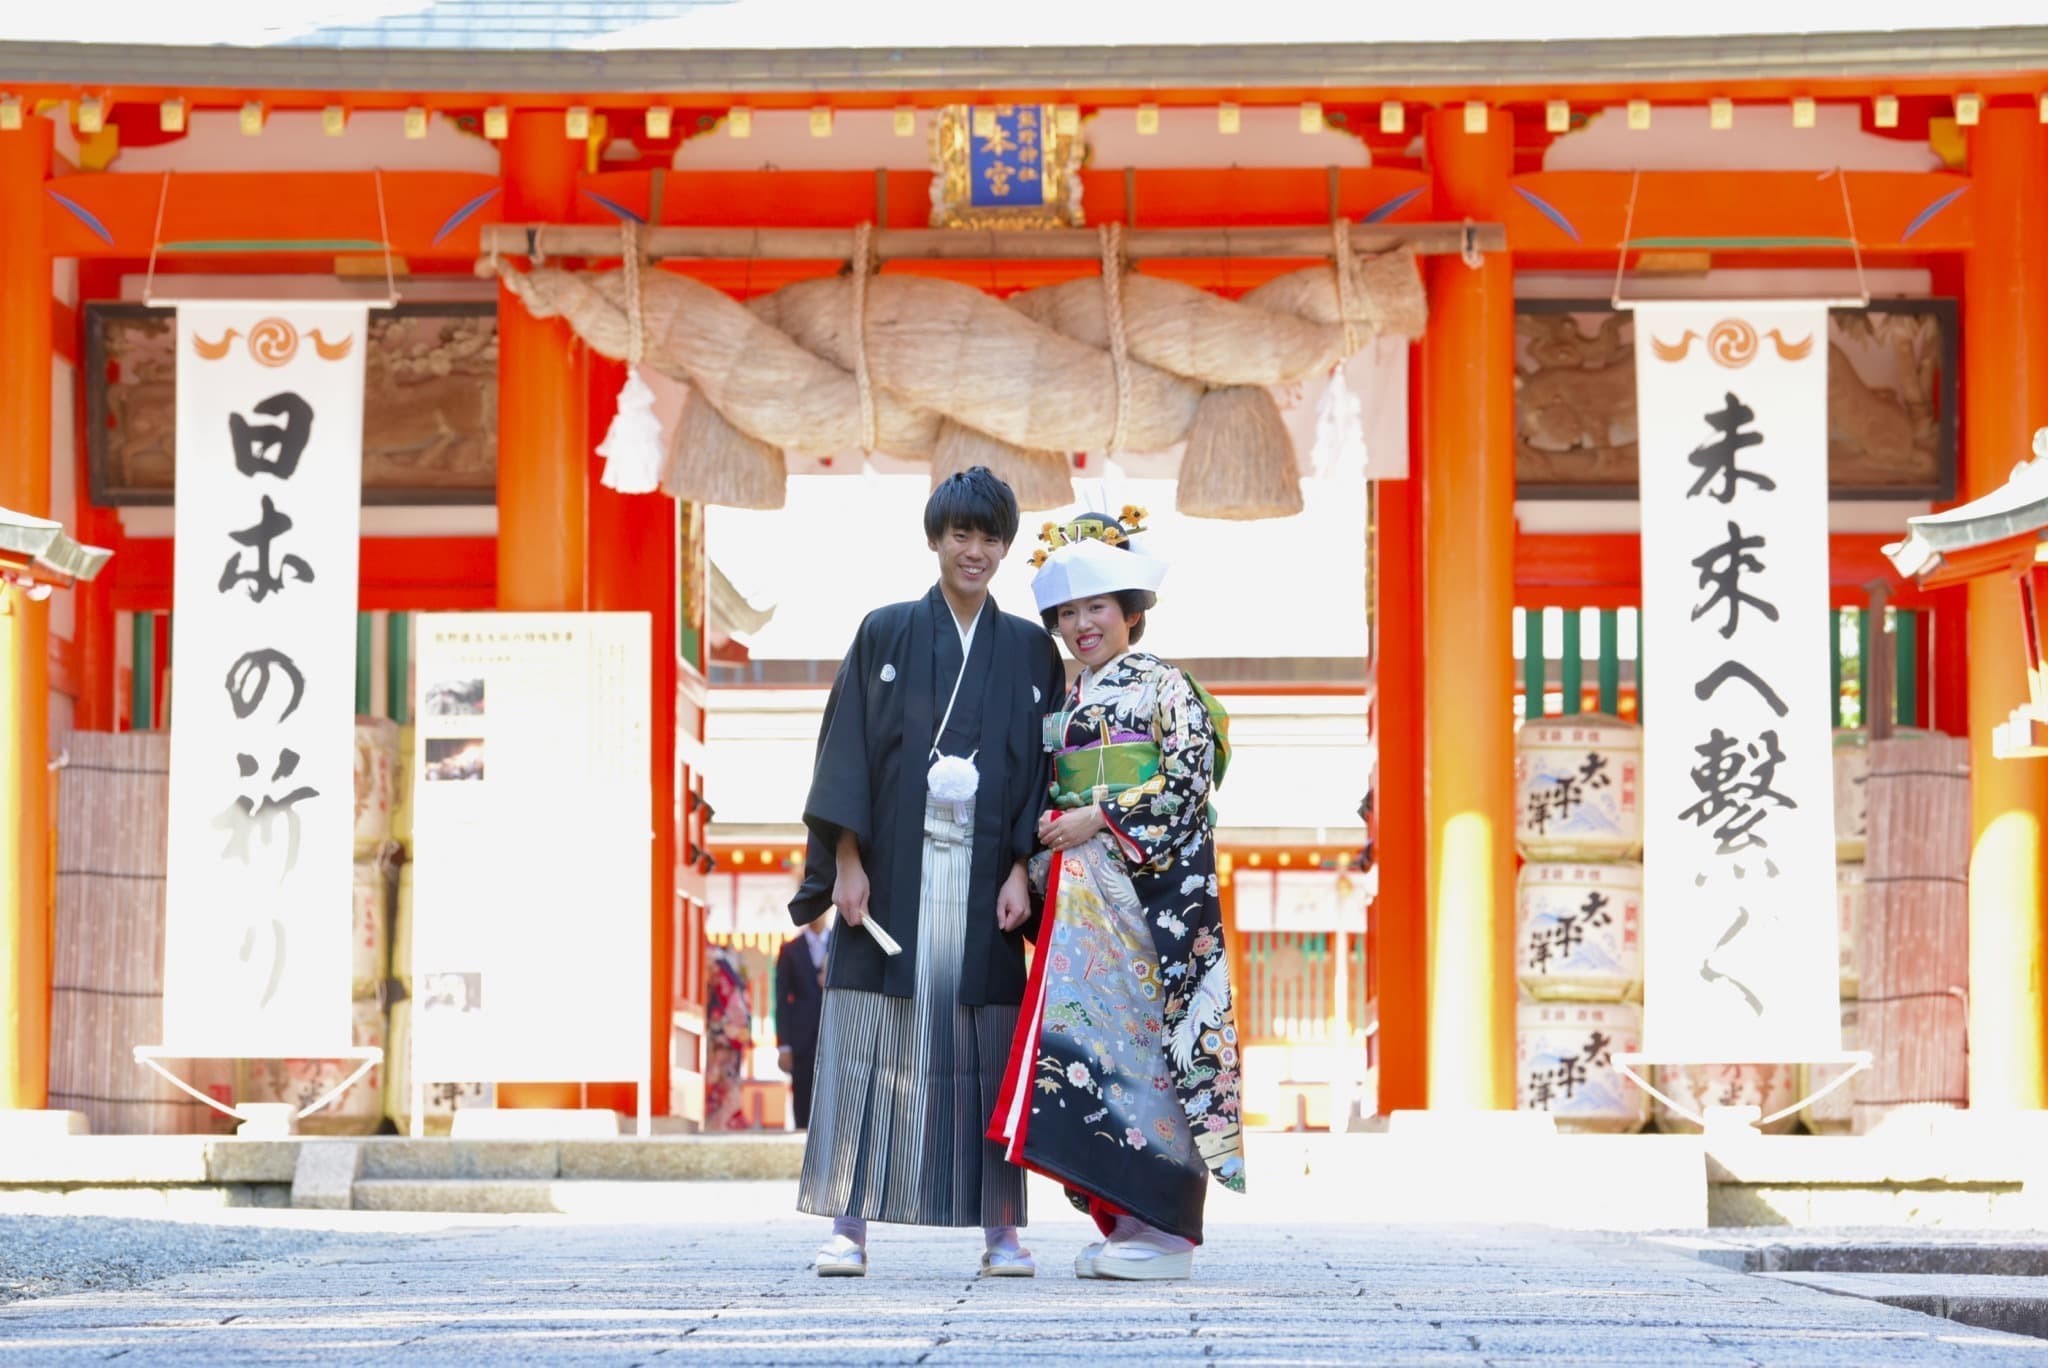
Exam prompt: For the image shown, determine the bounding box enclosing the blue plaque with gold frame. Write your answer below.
[929,104,1085,229]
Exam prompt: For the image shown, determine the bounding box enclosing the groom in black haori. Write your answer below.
[788,466,1064,1278]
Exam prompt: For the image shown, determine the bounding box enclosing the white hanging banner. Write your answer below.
[162,304,367,1059]
[1632,303,1842,1066]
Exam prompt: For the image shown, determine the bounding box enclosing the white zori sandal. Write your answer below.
[979,1245,1037,1278]
[1083,1221,1195,1281]
[813,1234,867,1277]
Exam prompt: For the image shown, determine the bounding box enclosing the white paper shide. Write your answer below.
[1633,304,1842,1066]
[163,304,367,1059]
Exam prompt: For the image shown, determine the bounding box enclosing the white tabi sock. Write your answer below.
[832,1215,868,1249]
[983,1225,1022,1255]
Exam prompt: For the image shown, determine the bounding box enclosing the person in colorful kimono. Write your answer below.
[789,466,1066,1279]
[989,507,1245,1282]
[704,945,754,1132]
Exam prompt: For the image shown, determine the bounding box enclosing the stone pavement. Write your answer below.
[1,1182,2044,1365]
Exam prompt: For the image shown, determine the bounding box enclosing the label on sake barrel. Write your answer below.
[1515,862,1644,1001]
[1515,715,1642,861]
[1650,1061,1800,1135]
[1515,1001,1648,1133]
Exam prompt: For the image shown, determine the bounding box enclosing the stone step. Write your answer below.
[1766,1271,2048,1341]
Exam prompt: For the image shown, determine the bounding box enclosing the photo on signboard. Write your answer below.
[423,737,485,782]
[419,972,483,1014]
[425,678,486,717]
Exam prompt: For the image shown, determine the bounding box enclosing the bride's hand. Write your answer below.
[1042,804,1108,852]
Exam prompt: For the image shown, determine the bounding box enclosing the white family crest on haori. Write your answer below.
[146,302,381,1122]
[1621,301,1867,1125]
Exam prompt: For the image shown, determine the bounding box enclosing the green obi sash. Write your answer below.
[1048,676,1230,817]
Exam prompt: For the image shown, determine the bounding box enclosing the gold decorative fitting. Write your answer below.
[1379,101,1404,135]
[0,96,21,132]
[1874,95,1900,128]
[1791,96,1817,129]
[403,106,428,139]
[483,106,508,140]
[929,103,1086,230]
[727,106,752,138]
[159,98,186,134]
[645,106,672,140]
[76,96,104,134]
[1545,100,1569,134]
[240,102,266,136]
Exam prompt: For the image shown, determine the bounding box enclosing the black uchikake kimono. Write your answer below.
[788,585,1065,1007]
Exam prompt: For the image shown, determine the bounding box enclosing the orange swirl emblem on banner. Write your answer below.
[1650,317,1813,367]
[1706,319,1758,367]
[247,317,299,367]
[191,329,239,361]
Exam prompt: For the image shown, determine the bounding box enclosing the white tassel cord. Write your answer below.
[1309,362,1368,479]
[599,220,665,494]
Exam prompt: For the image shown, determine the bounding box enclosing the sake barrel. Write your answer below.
[391,862,413,983]
[1650,1062,1799,1135]
[383,998,493,1136]
[354,716,400,855]
[1515,1001,1648,1133]
[1837,862,1864,1000]
[239,997,385,1136]
[350,858,389,998]
[1800,1001,1861,1135]
[1515,861,1643,1002]
[1514,714,1642,861]
[391,725,416,852]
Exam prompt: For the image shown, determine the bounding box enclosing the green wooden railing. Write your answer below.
[1516,604,1927,730]
[123,609,416,728]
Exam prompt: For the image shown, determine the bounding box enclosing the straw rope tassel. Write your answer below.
[852,222,878,453]
[1101,222,1132,457]
[597,219,664,494]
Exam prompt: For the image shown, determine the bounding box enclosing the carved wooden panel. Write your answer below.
[87,302,498,506]
[1515,299,1956,501]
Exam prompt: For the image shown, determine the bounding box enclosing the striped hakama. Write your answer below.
[797,796,1026,1228]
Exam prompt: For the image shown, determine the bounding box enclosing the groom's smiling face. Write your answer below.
[931,522,1009,600]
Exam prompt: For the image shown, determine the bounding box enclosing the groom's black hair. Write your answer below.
[924,465,1020,546]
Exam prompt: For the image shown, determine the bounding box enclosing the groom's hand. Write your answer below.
[995,862,1031,933]
[833,830,869,927]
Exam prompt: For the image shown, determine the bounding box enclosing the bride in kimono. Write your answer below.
[989,508,1245,1281]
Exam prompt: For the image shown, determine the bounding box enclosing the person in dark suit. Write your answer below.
[775,910,832,1129]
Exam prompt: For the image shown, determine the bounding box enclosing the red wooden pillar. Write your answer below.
[587,353,679,1119]
[1961,104,2048,1110]
[1420,107,1518,1111]
[72,262,122,731]
[496,112,586,614]
[0,112,54,1110]
[494,112,588,1112]
[1372,387,1428,1112]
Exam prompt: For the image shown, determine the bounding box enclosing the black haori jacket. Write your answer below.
[789,587,1064,1006]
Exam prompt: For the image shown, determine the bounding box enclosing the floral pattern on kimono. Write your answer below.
[991,652,1243,1243]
